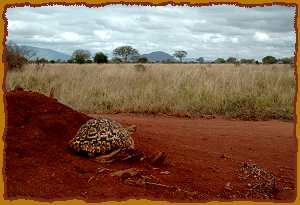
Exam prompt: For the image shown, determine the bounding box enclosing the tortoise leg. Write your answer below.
[94,148,122,163]
[121,148,143,162]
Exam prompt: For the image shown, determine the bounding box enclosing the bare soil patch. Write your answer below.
[4,90,297,202]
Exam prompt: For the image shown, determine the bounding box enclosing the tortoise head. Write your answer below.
[125,124,137,135]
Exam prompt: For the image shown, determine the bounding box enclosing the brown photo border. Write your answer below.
[0,0,298,204]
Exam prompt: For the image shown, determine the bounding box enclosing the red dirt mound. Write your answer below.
[3,90,296,202]
[4,90,92,199]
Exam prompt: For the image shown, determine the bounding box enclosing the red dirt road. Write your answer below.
[90,113,297,201]
[4,90,297,202]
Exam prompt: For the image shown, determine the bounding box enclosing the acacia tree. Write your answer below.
[113,46,139,62]
[173,50,187,62]
[72,49,91,64]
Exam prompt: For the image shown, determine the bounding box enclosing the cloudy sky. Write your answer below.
[6,4,296,60]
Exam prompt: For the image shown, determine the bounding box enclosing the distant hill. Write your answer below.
[142,51,176,62]
[16,46,198,63]
[20,45,71,61]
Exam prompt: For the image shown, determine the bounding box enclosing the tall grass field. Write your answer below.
[6,63,295,120]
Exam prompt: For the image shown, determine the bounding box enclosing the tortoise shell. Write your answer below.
[69,117,135,157]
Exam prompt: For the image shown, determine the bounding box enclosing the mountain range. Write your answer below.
[20,45,71,61]
[19,45,194,62]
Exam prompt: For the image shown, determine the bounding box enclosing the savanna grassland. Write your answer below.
[6,63,295,120]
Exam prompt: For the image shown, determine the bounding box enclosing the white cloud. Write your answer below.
[30,32,83,43]
[32,35,53,43]
[93,30,111,41]
[254,32,270,42]
[60,32,82,42]
[210,34,226,43]
[231,37,239,43]
[7,20,25,31]
[199,33,226,43]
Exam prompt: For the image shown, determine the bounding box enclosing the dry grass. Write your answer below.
[6,63,295,120]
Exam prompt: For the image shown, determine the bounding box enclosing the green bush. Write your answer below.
[214,58,226,64]
[240,59,255,64]
[137,57,148,63]
[262,56,277,64]
[94,52,108,63]
[226,57,237,63]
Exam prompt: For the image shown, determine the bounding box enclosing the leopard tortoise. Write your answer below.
[69,117,136,161]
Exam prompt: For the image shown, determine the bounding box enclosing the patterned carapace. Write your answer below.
[69,117,135,157]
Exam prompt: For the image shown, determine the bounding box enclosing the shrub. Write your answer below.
[262,56,277,64]
[137,57,148,63]
[214,58,226,64]
[240,59,255,64]
[226,57,238,63]
[94,52,108,63]
[111,57,122,64]
[5,42,30,71]
[280,57,293,64]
